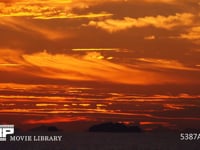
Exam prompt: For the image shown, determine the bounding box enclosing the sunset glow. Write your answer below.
[0,0,200,131]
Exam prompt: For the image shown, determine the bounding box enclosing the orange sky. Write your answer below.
[0,0,200,130]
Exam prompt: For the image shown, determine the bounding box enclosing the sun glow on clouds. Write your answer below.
[0,0,200,130]
[136,58,200,71]
[72,48,121,51]
[0,0,113,19]
[1,17,68,40]
[21,51,188,85]
[144,0,175,3]
[24,116,91,124]
[33,12,113,20]
[144,35,156,40]
[0,49,199,85]
[0,49,25,70]
[0,63,21,67]
[180,26,200,41]
[87,13,194,33]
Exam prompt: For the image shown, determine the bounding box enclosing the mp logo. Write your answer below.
[0,125,14,141]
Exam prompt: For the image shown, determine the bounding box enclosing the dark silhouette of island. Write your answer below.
[89,122,142,133]
[29,125,60,132]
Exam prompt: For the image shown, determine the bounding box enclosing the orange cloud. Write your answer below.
[144,0,175,3]
[1,17,69,40]
[136,58,200,71]
[0,49,199,85]
[72,48,122,52]
[22,51,185,85]
[33,12,113,20]
[0,0,113,19]
[180,26,200,40]
[24,116,91,124]
[164,104,184,110]
[1,0,188,20]
[144,35,156,40]
[0,49,25,71]
[86,13,194,33]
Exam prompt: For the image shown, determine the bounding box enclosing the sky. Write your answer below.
[0,0,200,131]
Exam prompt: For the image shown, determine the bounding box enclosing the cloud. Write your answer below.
[144,35,156,40]
[72,48,122,52]
[0,49,25,70]
[33,12,113,20]
[22,51,164,85]
[0,49,199,85]
[180,26,200,40]
[24,116,91,124]
[0,49,192,85]
[144,0,200,4]
[0,17,68,40]
[86,13,194,33]
[144,0,175,2]
[2,0,195,20]
[21,51,200,84]
[136,58,200,71]
[0,0,114,19]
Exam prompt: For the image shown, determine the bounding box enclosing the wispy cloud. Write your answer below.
[144,35,156,40]
[33,12,113,20]
[72,48,122,52]
[180,26,200,40]
[1,17,69,40]
[0,49,191,85]
[0,0,113,19]
[22,51,165,85]
[136,58,200,71]
[86,13,194,33]
[24,116,91,124]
